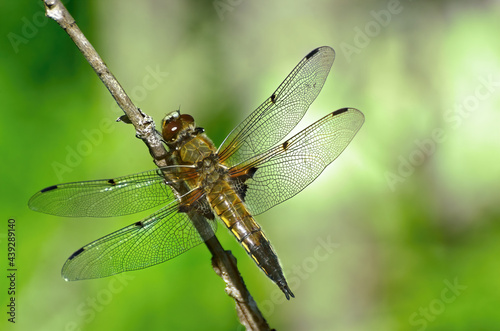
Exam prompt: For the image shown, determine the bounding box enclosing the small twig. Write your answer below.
[42,0,271,329]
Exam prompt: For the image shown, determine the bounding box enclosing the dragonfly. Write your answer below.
[29,46,364,300]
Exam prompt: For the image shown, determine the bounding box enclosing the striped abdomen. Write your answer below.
[207,180,294,299]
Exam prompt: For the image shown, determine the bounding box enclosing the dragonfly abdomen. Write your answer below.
[208,180,295,299]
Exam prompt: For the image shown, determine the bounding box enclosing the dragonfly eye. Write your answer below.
[180,114,194,124]
[162,119,182,142]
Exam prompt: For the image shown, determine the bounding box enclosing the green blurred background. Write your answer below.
[2,0,500,330]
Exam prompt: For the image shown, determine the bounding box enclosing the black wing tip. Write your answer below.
[62,247,86,281]
[29,185,59,211]
[332,107,350,116]
[305,47,320,59]
[306,46,335,59]
[332,107,364,119]
[40,185,58,193]
[68,247,85,260]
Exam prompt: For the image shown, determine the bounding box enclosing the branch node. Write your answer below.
[116,114,132,124]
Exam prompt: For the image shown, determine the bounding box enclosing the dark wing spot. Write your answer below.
[270,93,277,103]
[134,221,144,228]
[68,247,85,260]
[178,204,189,213]
[246,167,257,179]
[232,167,257,201]
[238,183,249,201]
[232,166,257,182]
[192,200,215,220]
[282,140,290,151]
[41,185,58,193]
[332,108,349,116]
[202,210,215,221]
[107,179,117,186]
[305,47,320,59]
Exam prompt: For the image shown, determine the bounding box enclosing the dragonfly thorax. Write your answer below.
[197,154,228,192]
[161,112,224,193]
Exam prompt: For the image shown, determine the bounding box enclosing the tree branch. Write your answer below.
[42,0,271,329]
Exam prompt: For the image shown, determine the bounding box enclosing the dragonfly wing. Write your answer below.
[28,166,196,217]
[218,46,335,167]
[229,108,364,216]
[62,198,217,281]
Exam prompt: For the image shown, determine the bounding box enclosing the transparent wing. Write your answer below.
[229,108,364,215]
[28,166,197,217]
[62,197,217,281]
[217,46,335,167]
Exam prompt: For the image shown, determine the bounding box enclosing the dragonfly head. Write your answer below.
[161,111,196,145]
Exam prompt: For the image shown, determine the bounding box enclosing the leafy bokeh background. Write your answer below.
[2,0,500,330]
